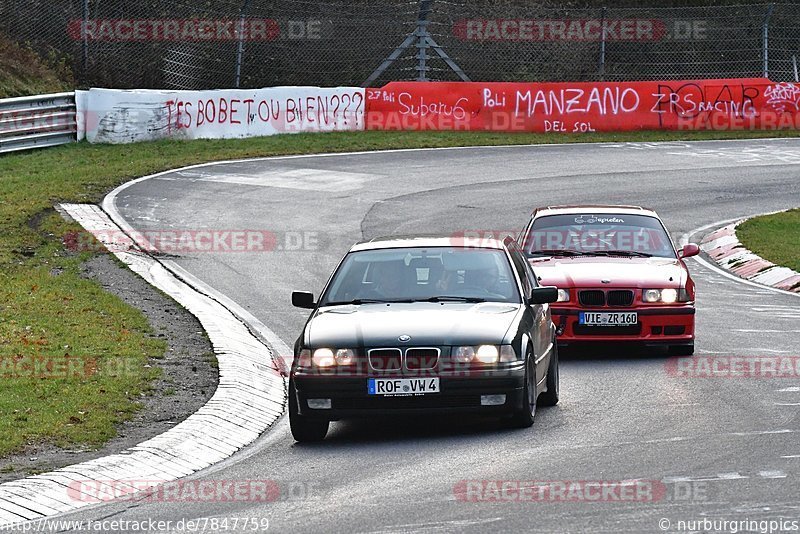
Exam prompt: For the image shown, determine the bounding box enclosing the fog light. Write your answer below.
[481,394,506,406]
[307,398,332,409]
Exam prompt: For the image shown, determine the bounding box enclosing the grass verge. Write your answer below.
[1,129,799,457]
[736,208,800,273]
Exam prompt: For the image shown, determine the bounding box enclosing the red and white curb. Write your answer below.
[701,219,800,294]
[0,204,286,528]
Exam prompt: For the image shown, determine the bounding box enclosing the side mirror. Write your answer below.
[292,291,316,309]
[679,243,700,259]
[529,286,558,305]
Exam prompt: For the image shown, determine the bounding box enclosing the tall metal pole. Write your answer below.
[763,4,774,78]
[234,0,252,88]
[599,7,607,80]
[361,0,469,86]
[82,0,89,81]
[416,0,432,81]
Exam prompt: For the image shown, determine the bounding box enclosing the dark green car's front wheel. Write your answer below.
[289,380,329,442]
[510,347,536,428]
[538,339,560,407]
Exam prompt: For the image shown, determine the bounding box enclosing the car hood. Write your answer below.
[528,256,687,288]
[305,302,521,347]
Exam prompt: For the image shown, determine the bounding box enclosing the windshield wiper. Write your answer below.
[529,249,583,257]
[324,298,397,306]
[418,296,487,303]
[582,250,653,258]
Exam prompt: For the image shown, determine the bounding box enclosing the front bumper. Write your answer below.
[551,306,695,346]
[292,365,525,420]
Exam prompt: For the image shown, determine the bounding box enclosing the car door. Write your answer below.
[521,255,554,382]
[508,246,549,387]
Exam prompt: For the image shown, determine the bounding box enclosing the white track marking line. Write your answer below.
[664,471,789,483]
[735,330,800,333]
[759,471,788,479]
[663,473,748,483]
[743,348,795,354]
[161,167,375,192]
[729,429,794,436]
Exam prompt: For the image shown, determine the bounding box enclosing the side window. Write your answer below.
[523,258,540,288]
[508,249,533,300]
[507,239,540,288]
[517,220,534,253]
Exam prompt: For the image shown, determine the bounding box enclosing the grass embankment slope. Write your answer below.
[737,208,800,274]
[0,35,72,98]
[2,127,800,458]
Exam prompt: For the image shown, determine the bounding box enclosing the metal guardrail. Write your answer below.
[0,92,77,155]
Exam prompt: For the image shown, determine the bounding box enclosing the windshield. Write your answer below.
[319,247,521,305]
[522,214,677,259]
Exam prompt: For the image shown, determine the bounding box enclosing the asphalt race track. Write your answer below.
[61,139,800,533]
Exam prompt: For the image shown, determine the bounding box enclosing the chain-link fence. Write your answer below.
[2,1,800,90]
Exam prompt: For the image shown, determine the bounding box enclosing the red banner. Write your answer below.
[365,79,800,132]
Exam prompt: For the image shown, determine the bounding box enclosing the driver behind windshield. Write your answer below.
[361,260,406,299]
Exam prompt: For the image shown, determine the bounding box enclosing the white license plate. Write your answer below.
[579,311,638,326]
[368,378,440,396]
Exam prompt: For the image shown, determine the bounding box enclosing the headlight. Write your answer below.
[308,348,357,367]
[312,348,336,367]
[453,346,475,363]
[475,345,499,364]
[453,345,517,364]
[660,288,678,304]
[556,289,570,302]
[643,289,661,303]
[335,348,355,365]
[642,288,690,303]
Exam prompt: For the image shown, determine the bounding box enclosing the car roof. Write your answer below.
[350,235,507,252]
[530,205,660,218]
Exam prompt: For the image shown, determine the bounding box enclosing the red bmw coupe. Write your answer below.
[518,205,699,355]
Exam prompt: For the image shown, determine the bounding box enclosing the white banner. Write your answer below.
[77,86,365,144]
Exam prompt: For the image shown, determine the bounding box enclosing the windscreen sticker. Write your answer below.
[574,215,625,224]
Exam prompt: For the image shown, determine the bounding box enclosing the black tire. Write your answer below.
[538,339,559,407]
[510,347,536,428]
[668,343,694,356]
[288,380,329,442]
